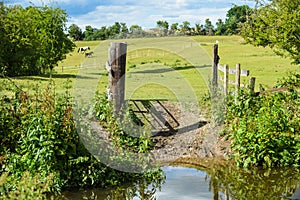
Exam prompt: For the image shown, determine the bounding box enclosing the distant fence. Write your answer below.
[212,44,256,98]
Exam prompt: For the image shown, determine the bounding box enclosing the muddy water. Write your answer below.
[58,161,300,200]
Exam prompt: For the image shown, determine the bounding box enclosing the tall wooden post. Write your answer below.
[108,42,127,116]
[224,64,229,95]
[212,44,219,89]
[235,63,241,103]
[249,77,256,95]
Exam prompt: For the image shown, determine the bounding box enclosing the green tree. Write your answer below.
[93,26,108,40]
[84,25,94,40]
[170,22,179,35]
[241,0,300,64]
[108,22,121,38]
[225,5,252,35]
[156,20,169,36]
[68,24,83,40]
[215,19,227,35]
[0,5,74,76]
[180,21,191,35]
[130,24,142,33]
[34,6,75,72]
[121,22,129,33]
[204,18,214,35]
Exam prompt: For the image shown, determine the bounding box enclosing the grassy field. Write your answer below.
[1,36,299,102]
[192,35,299,89]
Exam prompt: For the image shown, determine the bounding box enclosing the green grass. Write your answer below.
[191,35,300,90]
[1,36,299,101]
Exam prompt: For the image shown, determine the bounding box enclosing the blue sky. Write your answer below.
[10,0,255,29]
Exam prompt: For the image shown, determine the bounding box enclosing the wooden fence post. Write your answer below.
[212,44,219,90]
[249,77,256,95]
[107,42,127,116]
[235,63,241,103]
[224,64,229,95]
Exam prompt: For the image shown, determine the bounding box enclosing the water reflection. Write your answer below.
[57,160,300,200]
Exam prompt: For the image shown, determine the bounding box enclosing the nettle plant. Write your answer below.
[225,73,300,168]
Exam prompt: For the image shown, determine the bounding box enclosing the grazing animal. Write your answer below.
[77,46,90,53]
[85,51,94,58]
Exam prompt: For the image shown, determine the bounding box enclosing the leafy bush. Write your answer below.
[0,172,53,200]
[225,73,300,167]
[0,79,163,197]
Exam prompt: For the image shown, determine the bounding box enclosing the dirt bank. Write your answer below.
[129,100,232,164]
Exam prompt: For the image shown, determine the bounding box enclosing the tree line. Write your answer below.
[68,5,252,41]
[0,3,75,76]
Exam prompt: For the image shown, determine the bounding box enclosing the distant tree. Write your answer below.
[108,22,121,37]
[129,24,144,38]
[194,23,200,35]
[129,24,142,33]
[204,18,214,35]
[215,19,226,35]
[93,26,108,40]
[156,20,169,36]
[119,22,129,38]
[68,24,83,40]
[170,23,179,35]
[241,0,300,64]
[120,23,128,33]
[180,21,191,35]
[84,25,94,40]
[225,5,252,35]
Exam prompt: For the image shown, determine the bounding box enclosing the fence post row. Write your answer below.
[106,42,127,116]
[212,44,255,99]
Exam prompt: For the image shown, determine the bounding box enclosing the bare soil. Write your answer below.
[129,100,232,164]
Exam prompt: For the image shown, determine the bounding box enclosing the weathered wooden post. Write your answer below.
[106,42,127,116]
[224,64,229,95]
[249,77,256,95]
[212,44,219,89]
[235,63,241,103]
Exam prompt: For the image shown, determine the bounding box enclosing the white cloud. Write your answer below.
[11,0,254,29]
[68,4,230,30]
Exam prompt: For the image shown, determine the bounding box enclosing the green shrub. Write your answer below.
[0,79,164,197]
[226,73,300,167]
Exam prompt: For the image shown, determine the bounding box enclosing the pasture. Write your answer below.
[1,36,298,101]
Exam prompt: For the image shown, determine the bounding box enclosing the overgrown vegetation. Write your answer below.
[241,0,300,64]
[225,73,300,168]
[0,78,164,198]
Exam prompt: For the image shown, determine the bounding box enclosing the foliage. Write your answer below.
[0,79,164,197]
[225,73,300,168]
[0,4,75,76]
[0,172,54,200]
[225,5,252,35]
[93,92,154,153]
[241,0,300,64]
[68,24,83,41]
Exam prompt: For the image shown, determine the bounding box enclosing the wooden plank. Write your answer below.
[218,64,249,76]
[256,86,288,96]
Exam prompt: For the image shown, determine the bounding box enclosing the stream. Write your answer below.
[57,161,300,200]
